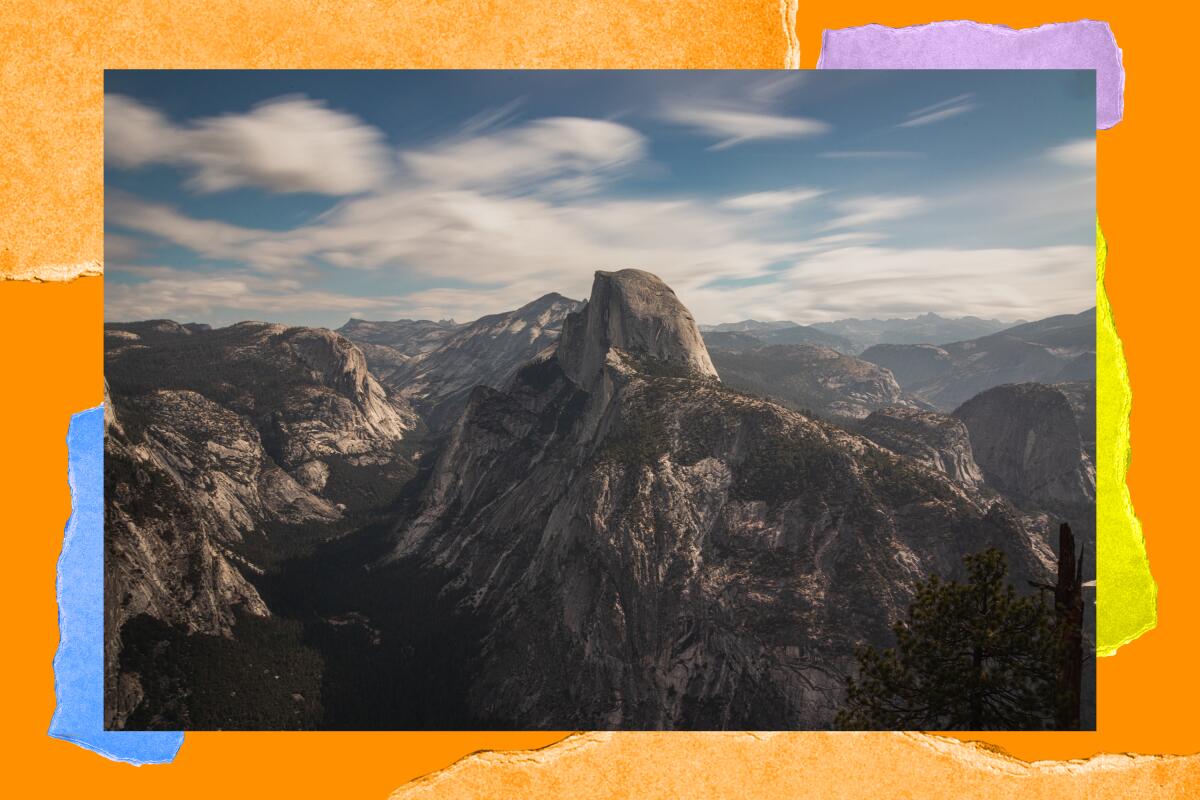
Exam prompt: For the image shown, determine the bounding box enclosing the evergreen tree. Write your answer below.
[836,548,1061,730]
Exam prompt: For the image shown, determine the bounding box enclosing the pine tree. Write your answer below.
[836,548,1061,730]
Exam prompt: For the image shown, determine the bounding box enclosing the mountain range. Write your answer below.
[104,271,1095,730]
[858,308,1096,410]
[700,313,1023,355]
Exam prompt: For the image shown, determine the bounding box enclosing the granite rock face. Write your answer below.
[392,270,1052,729]
[952,383,1095,509]
[859,407,984,490]
[336,317,461,356]
[103,321,417,727]
[557,269,717,389]
[383,293,583,431]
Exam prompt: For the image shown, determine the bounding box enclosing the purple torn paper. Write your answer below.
[818,20,1124,129]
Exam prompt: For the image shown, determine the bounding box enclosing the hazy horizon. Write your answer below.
[105,290,1093,332]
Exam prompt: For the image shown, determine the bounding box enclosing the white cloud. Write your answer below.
[105,266,413,323]
[108,189,1092,329]
[823,195,926,230]
[1046,138,1096,167]
[720,188,824,211]
[682,244,1095,325]
[402,117,647,193]
[104,232,143,260]
[898,94,977,128]
[105,94,392,195]
[660,105,830,149]
[107,188,811,305]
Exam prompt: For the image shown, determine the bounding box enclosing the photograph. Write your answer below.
[102,69,1097,731]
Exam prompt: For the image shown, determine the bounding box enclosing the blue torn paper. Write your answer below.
[49,405,183,764]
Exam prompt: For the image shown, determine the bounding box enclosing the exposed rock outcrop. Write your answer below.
[860,407,984,490]
[557,270,717,389]
[336,317,461,355]
[104,320,418,727]
[103,394,273,728]
[952,383,1095,509]
[707,343,917,421]
[383,293,583,431]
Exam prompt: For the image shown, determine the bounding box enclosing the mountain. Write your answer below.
[706,342,918,421]
[104,383,274,727]
[756,325,855,352]
[390,268,1052,728]
[953,383,1095,510]
[1053,381,1097,463]
[859,407,984,490]
[104,320,418,727]
[700,322,854,354]
[859,308,1096,410]
[810,312,1022,351]
[335,317,461,355]
[342,293,583,432]
[699,319,800,334]
[700,331,766,351]
[106,321,417,493]
[394,292,584,428]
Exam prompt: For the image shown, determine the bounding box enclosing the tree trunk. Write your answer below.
[1054,522,1084,729]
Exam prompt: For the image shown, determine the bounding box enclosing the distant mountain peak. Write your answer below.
[556,269,718,387]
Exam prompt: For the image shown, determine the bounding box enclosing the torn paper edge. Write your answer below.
[388,731,1200,798]
[779,1,799,69]
[1,260,102,283]
[48,404,183,764]
[817,20,1124,130]
[1095,225,1156,654]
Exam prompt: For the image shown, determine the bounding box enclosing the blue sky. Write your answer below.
[104,70,1096,328]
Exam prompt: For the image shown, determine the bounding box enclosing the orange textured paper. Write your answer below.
[0,1,1196,797]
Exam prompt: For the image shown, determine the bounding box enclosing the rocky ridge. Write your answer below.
[104,321,418,727]
[859,308,1096,410]
[392,269,1053,728]
[707,342,918,421]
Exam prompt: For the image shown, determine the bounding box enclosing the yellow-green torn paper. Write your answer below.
[1096,222,1156,655]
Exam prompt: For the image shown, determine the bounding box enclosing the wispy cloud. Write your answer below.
[660,105,830,149]
[823,195,926,229]
[818,150,924,160]
[105,265,415,323]
[107,188,812,313]
[905,93,974,119]
[720,188,824,211]
[898,93,977,128]
[1045,138,1096,167]
[748,73,807,104]
[401,117,646,194]
[683,244,1094,325]
[105,94,392,195]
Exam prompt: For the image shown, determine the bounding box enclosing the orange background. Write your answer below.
[0,2,1195,796]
